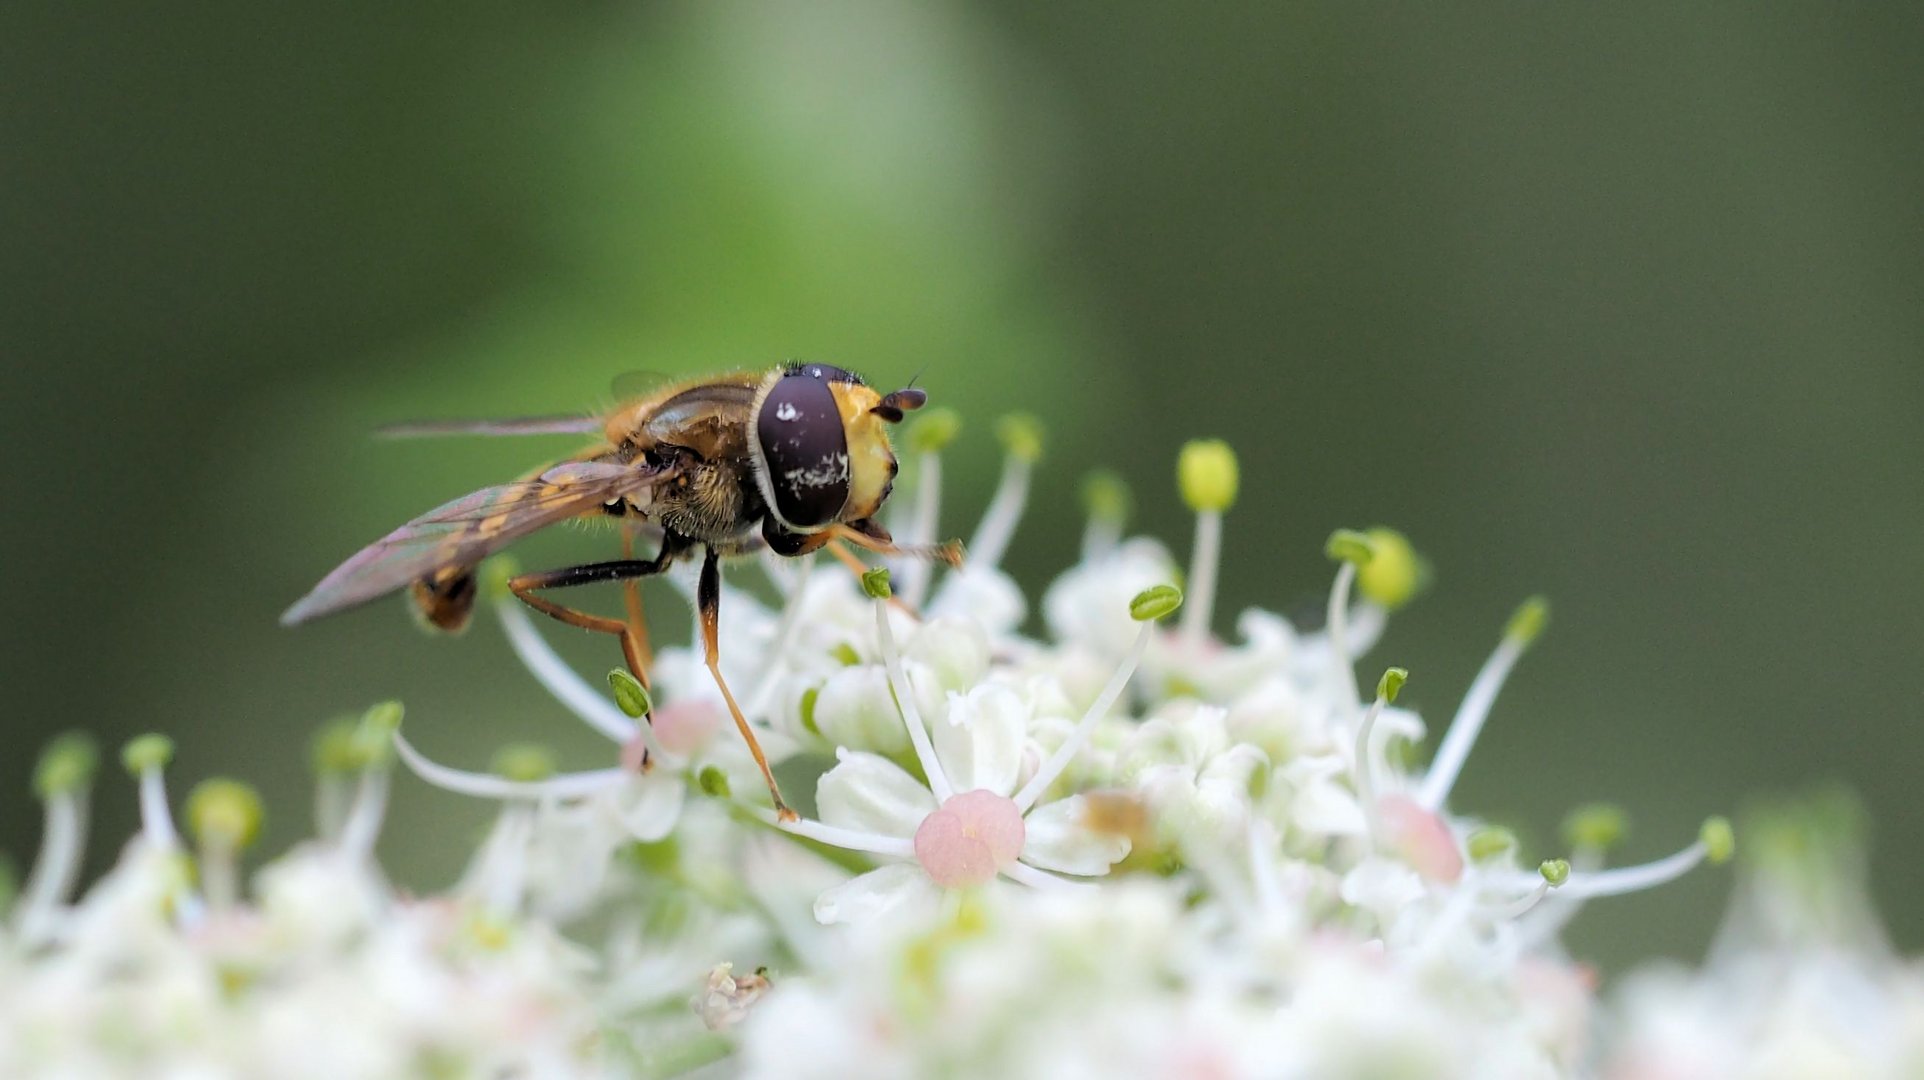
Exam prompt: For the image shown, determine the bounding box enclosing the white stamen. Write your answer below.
[1178,510,1222,651]
[137,767,180,850]
[1353,695,1387,848]
[13,791,87,942]
[394,732,628,801]
[1014,620,1151,813]
[898,451,944,608]
[200,839,240,911]
[337,765,390,862]
[1326,561,1361,715]
[462,804,535,915]
[495,598,655,753]
[1491,880,1553,920]
[1545,841,1709,900]
[1003,860,1095,890]
[758,808,915,858]
[1248,818,1284,915]
[746,557,817,719]
[1081,516,1122,563]
[313,774,352,843]
[966,452,1031,572]
[874,599,954,802]
[1416,633,1526,811]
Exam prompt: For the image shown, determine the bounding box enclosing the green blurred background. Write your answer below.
[5,4,1920,970]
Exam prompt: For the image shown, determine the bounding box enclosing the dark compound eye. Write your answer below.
[756,368,851,529]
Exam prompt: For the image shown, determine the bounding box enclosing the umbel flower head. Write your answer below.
[0,418,1800,1079]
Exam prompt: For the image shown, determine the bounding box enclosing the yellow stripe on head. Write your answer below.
[830,381,898,522]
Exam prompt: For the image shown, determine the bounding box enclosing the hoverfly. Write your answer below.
[282,364,961,819]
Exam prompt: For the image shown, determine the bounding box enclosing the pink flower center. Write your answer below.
[1377,794,1464,883]
[913,789,1026,889]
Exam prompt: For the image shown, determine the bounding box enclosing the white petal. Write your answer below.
[1019,796,1130,876]
[933,683,1027,797]
[811,863,940,925]
[905,616,991,693]
[812,665,910,755]
[815,752,936,838]
[606,773,688,843]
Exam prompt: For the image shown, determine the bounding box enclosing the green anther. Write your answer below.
[906,407,962,455]
[186,778,264,851]
[830,643,862,667]
[121,733,176,776]
[33,732,98,799]
[311,717,365,774]
[1376,667,1409,704]
[861,567,893,600]
[1324,529,1375,566]
[1467,826,1518,863]
[698,765,732,798]
[1505,596,1551,648]
[1701,816,1736,865]
[1129,584,1184,622]
[1357,527,1428,610]
[798,687,822,736]
[609,669,652,719]
[1080,469,1133,525]
[491,743,557,783]
[1562,803,1628,852]
[480,555,521,602]
[996,413,1045,464]
[1539,858,1571,887]
[1176,439,1239,513]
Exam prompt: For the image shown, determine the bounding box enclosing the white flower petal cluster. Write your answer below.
[0,432,1890,1078]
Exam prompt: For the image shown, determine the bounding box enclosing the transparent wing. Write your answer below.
[375,415,601,439]
[281,460,667,626]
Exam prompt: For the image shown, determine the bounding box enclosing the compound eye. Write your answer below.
[757,369,851,529]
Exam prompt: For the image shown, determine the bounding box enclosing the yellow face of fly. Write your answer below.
[829,381,898,522]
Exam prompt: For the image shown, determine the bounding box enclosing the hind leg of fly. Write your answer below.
[507,534,685,691]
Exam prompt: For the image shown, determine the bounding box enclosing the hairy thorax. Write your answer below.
[651,458,759,547]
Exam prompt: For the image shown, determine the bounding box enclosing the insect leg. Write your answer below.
[697,547,797,822]
[829,523,964,568]
[508,538,682,690]
[825,540,926,619]
[618,524,654,677]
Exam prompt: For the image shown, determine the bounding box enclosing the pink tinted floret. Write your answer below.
[1377,794,1464,883]
[913,789,1026,888]
[652,700,723,758]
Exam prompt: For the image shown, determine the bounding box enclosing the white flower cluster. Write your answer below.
[2,420,1908,1078]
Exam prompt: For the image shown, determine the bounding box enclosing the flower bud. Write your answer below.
[121,733,175,776]
[187,778,264,851]
[906,407,961,454]
[1356,527,1427,609]
[996,413,1044,464]
[1505,596,1550,648]
[33,732,97,800]
[1177,439,1238,513]
[1701,816,1735,865]
[1080,470,1132,526]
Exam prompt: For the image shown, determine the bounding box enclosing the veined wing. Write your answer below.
[375,415,601,438]
[280,459,666,626]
